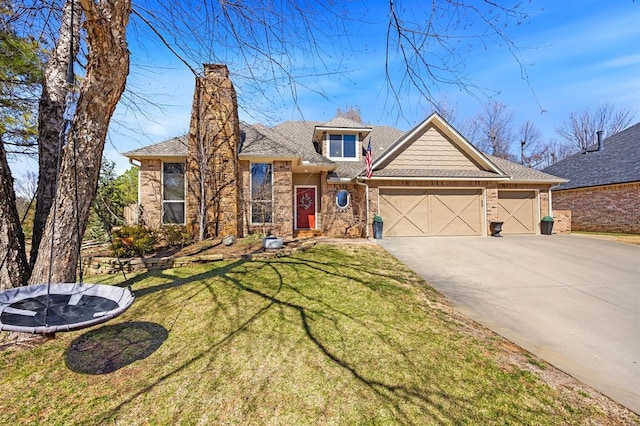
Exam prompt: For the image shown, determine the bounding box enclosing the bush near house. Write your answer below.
[111,225,157,258]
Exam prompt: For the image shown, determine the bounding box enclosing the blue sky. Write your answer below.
[14,1,639,176]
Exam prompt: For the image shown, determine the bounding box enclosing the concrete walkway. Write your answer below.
[378,234,640,413]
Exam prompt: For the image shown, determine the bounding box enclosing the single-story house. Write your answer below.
[123,64,566,239]
[543,123,640,234]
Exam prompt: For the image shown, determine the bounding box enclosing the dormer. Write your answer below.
[313,117,372,162]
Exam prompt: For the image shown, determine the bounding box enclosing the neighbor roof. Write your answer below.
[543,122,640,190]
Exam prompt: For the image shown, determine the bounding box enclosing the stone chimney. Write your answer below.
[186,64,242,240]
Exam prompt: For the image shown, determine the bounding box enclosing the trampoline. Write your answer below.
[0,283,135,334]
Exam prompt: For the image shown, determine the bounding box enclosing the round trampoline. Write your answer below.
[0,283,135,334]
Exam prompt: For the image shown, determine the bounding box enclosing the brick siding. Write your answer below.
[552,182,640,234]
[552,210,571,234]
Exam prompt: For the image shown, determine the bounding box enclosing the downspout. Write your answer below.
[548,187,553,217]
[355,178,370,238]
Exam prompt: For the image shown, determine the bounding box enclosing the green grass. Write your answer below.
[0,244,629,424]
[573,231,638,237]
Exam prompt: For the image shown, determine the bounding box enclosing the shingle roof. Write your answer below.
[542,123,640,190]
[238,123,299,158]
[122,117,564,184]
[486,155,566,183]
[123,135,188,158]
[319,117,369,129]
[270,121,404,176]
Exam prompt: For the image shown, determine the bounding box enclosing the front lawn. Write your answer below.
[0,243,634,424]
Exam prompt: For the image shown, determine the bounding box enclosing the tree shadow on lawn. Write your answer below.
[65,321,168,374]
[93,246,544,424]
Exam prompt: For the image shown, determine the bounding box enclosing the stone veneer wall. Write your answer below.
[321,183,366,237]
[186,64,241,239]
[552,182,639,234]
[272,161,294,237]
[138,158,163,228]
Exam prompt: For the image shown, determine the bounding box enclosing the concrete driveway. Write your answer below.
[378,235,640,413]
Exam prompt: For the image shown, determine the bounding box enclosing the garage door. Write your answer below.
[379,188,483,236]
[498,191,537,234]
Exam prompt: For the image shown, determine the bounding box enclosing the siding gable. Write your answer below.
[384,125,483,171]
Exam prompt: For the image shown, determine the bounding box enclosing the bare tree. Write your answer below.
[385,1,537,119]
[432,95,458,126]
[518,120,548,169]
[14,171,39,201]
[29,0,82,271]
[0,138,29,289]
[336,106,363,123]
[539,138,576,169]
[467,101,515,160]
[556,104,635,152]
[29,0,130,284]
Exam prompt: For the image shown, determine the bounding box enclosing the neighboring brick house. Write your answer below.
[124,64,565,239]
[543,123,640,234]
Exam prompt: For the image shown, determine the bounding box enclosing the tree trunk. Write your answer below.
[30,0,82,271]
[29,0,130,284]
[0,140,29,290]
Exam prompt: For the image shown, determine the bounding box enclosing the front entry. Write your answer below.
[295,186,316,229]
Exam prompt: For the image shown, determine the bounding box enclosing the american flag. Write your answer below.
[365,140,373,178]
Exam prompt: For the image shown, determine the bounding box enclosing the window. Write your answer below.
[251,163,273,224]
[163,162,185,224]
[336,190,350,209]
[328,134,357,159]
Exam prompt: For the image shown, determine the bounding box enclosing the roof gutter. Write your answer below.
[365,176,512,182]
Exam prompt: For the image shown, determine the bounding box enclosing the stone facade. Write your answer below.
[138,158,163,228]
[272,161,294,237]
[552,182,640,234]
[321,183,366,237]
[186,64,241,239]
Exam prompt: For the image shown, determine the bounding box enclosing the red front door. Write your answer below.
[296,187,316,229]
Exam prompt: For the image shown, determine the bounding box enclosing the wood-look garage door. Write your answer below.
[379,188,483,236]
[498,191,537,234]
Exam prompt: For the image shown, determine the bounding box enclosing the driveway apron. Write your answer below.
[378,235,640,414]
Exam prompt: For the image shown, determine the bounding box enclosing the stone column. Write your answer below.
[186,64,242,240]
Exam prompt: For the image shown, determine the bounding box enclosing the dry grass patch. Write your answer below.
[0,243,636,425]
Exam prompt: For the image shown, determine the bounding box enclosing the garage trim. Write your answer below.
[497,189,540,235]
[378,186,487,236]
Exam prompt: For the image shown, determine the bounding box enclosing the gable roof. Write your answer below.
[123,135,188,158]
[368,112,507,180]
[122,113,564,184]
[542,122,640,190]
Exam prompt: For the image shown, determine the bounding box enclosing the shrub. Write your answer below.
[111,225,157,258]
[159,224,192,248]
